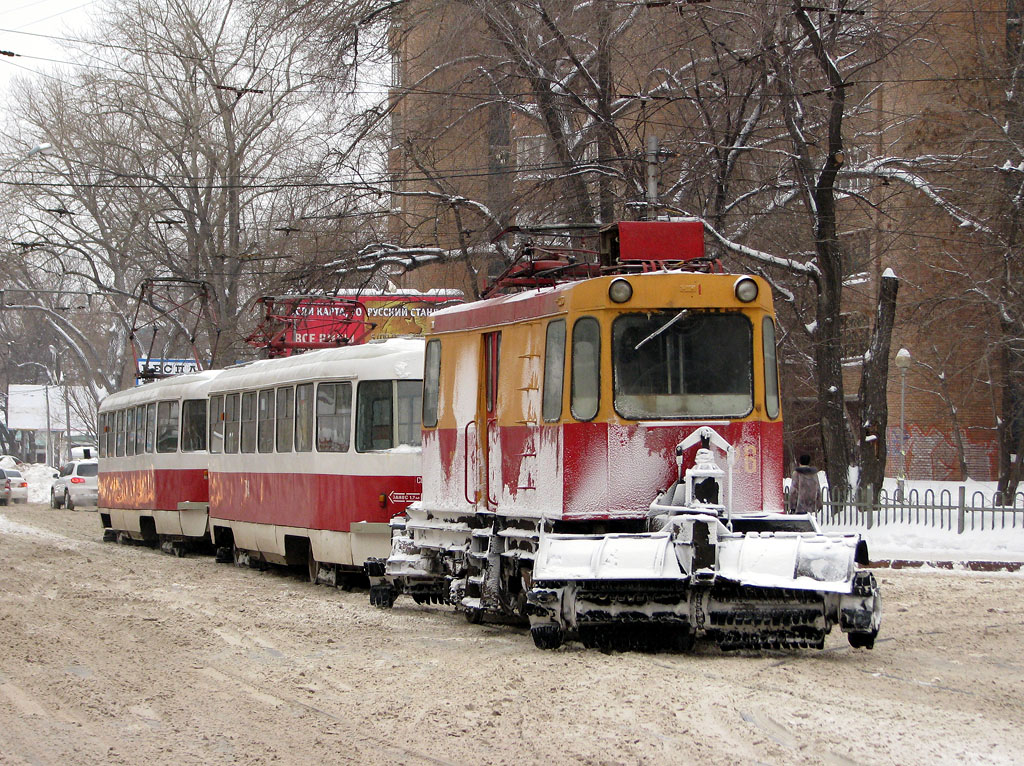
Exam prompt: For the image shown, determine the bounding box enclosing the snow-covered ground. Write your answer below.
[819,477,1024,563]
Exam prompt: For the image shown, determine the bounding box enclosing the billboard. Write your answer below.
[358,291,463,340]
[248,290,463,356]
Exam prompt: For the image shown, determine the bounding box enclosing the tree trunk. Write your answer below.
[857,271,899,501]
[996,328,1024,498]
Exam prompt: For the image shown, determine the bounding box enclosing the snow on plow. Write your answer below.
[527,520,880,652]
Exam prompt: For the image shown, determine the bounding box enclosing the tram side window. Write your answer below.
[209,395,224,454]
[276,387,294,452]
[135,404,146,454]
[395,380,419,446]
[356,380,394,451]
[543,319,566,422]
[181,399,207,452]
[316,382,351,452]
[125,406,136,456]
[101,413,110,457]
[240,392,257,453]
[397,380,422,446]
[422,340,441,428]
[146,402,156,453]
[224,393,240,453]
[119,409,128,458]
[763,317,781,420]
[156,401,180,453]
[295,383,314,452]
[257,389,275,453]
[571,317,601,421]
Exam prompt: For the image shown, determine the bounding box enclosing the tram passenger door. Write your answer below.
[482,332,501,509]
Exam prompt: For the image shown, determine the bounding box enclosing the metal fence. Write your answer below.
[802,487,1024,533]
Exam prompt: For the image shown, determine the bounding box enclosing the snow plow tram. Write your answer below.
[368,220,880,652]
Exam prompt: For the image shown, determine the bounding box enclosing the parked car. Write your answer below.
[51,459,99,510]
[1,468,29,505]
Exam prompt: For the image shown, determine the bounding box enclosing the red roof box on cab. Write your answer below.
[601,220,705,264]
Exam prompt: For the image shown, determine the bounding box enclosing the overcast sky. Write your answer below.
[0,1,96,94]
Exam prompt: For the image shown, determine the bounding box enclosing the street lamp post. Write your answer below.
[895,348,912,500]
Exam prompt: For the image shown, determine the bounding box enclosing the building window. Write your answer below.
[841,311,871,361]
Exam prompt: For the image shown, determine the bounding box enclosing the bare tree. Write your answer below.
[1,0,367,394]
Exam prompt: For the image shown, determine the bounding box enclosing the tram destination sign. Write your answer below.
[137,358,202,381]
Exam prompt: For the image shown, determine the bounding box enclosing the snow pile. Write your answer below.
[825,517,1024,563]
[818,478,1024,562]
[17,463,59,504]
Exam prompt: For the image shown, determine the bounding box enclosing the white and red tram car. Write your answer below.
[205,338,425,577]
[98,369,222,548]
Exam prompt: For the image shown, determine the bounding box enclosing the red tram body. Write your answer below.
[205,339,424,576]
[98,338,425,574]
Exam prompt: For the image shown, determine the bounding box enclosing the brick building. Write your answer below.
[384,0,1022,482]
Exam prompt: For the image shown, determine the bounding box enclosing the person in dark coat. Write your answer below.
[788,454,823,514]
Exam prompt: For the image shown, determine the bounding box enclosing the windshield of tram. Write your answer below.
[612,311,753,419]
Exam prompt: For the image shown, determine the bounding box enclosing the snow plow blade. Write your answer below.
[526,519,880,652]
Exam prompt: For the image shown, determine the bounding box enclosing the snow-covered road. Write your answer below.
[1,504,1022,765]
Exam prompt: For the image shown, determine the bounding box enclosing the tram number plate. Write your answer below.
[389,492,421,504]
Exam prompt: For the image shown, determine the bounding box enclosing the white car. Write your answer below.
[1,468,29,505]
[51,459,99,510]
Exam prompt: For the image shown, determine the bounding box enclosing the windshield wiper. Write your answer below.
[634,309,689,351]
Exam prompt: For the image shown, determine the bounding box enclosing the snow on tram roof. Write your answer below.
[100,368,224,411]
[208,337,425,392]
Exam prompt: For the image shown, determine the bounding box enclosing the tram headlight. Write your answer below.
[608,278,633,304]
[734,277,759,303]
